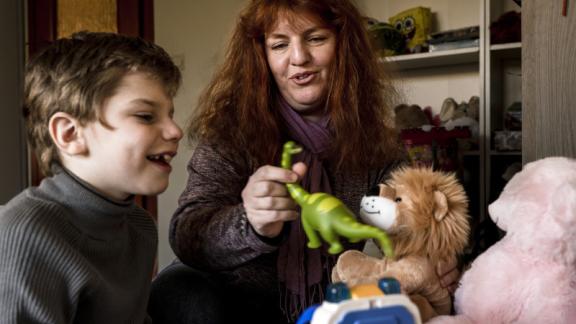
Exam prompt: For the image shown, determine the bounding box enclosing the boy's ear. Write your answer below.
[48,112,88,156]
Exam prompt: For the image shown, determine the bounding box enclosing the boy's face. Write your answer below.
[79,72,182,200]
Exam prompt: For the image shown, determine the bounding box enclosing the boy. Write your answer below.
[0,32,182,323]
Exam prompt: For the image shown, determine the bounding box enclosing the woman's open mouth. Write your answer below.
[290,72,315,85]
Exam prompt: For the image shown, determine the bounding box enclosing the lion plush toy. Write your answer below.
[332,167,470,321]
[429,157,576,324]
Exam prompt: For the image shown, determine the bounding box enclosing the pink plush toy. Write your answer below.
[430,157,576,324]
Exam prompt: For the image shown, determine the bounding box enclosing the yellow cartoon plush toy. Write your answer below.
[332,167,470,322]
[389,7,432,53]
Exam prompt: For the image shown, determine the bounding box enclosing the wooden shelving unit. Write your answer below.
[359,0,522,237]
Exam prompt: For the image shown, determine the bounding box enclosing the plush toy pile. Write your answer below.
[430,157,576,324]
[331,167,470,322]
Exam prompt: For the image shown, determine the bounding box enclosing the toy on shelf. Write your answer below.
[394,104,431,130]
[365,17,406,57]
[332,167,470,322]
[429,157,576,324]
[297,277,422,324]
[428,26,480,52]
[490,11,521,45]
[389,7,432,54]
[281,141,393,256]
[439,96,480,129]
[494,101,522,152]
[401,126,471,172]
[439,96,480,150]
[393,97,478,171]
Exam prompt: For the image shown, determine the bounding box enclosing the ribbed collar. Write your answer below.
[36,165,136,241]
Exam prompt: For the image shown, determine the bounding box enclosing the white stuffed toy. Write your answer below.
[430,157,576,324]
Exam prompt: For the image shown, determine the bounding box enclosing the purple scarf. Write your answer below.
[276,99,337,320]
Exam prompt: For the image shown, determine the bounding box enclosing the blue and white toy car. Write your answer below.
[296,278,422,324]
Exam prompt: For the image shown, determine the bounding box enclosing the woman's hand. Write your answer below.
[436,257,461,294]
[242,162,307,238]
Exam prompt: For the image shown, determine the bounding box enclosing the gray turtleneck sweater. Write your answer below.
[0,168,157,323]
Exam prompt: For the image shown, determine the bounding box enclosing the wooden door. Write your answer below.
[523,0,576,162]
[27,0,157,217]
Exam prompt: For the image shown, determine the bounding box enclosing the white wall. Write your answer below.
[154,0,246,271]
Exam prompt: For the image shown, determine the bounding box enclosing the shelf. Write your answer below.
[490,151,522,156]
[383,46,479,70]
[490,42,522,59]
[490,42,521,51]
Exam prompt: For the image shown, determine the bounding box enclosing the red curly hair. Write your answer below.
[189,0,403,171]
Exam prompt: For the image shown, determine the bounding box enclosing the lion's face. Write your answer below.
[361,167,470,262]
[359,186,397,231]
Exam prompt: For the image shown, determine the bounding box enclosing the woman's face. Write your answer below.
[265,12,336,122]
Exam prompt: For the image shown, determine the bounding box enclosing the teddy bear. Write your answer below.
[394,104,431,130]
[438,96,479,151]
[331,167,470,322]
[429,157,576,324]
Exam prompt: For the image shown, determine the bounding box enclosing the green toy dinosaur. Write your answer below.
[281,141,394,257]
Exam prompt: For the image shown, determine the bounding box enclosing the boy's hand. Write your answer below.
[437,257,461,294]
[241,162,306,238]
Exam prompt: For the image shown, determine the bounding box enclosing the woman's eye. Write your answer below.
[135,114,154,122]
[394,197,402,203]
[308,36,326,43]
[270,43,288,50]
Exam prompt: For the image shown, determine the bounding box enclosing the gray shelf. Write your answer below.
[490,42,521,59]
[383,47,480,70]
[490,150,522,156]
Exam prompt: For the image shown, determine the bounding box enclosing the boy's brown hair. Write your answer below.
[24,31,181,176]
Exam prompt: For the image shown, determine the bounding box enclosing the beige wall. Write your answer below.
[154,0,246,270]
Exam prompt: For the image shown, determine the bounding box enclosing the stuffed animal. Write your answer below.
[366,18,406,57]
[331,167,470,322]
[429,157,576,324]
[389,7,432,53]
[394,104,431,130]
[490,11,521,45]
[438,96,480,151]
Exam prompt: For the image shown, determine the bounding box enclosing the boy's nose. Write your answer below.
[165,120,183,142]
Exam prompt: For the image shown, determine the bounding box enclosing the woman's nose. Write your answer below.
[290,42,310,66]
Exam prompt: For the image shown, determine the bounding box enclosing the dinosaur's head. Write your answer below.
[284,141,303,155]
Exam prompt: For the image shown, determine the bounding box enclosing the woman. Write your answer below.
[148,1,457,323]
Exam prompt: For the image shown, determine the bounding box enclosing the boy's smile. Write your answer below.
[74,72,183,200]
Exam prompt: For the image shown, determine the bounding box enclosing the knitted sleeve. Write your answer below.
[170,141,281,271]
[0,196,84,323]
